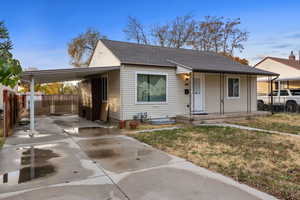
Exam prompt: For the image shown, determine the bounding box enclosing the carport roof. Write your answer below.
[21,66,120,83]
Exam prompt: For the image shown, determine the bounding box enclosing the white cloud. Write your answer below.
[237,30,300,65]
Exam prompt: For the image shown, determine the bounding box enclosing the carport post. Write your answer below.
[30,76,35,134]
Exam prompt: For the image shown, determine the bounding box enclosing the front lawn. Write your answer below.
[133,126,300,200]
[0,128,4,148]
[229,113,300,134]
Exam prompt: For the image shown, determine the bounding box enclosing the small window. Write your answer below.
[227,78,240,98]
[280,90,289,96]
[269,91,278,96]
[137,73,167,103]
[290,90,300,96]
[101,77,107,101]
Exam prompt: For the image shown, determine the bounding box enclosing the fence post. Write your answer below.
[30,77,35,134]
[3,90,8,137]
[71,95,74,113]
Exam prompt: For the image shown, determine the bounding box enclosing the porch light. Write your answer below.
[184,73,190,81]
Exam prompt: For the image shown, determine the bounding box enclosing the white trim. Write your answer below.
[201,73,205,111]
[135,71,168,105]
[191,72,205,112]
[226,76,241,99]
[166,59,193,70]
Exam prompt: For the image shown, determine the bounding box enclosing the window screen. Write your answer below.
[227,78,239,98]
[137,74,166,102]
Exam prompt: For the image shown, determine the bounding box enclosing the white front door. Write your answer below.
[193,73,204,112]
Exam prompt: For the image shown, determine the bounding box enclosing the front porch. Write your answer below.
[176,111,271,124]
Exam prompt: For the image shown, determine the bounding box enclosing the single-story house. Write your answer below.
[255,51,300,95]
[76,39,276,122]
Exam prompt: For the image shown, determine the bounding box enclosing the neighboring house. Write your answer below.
[77,39,275,121]
[255,51,300,95]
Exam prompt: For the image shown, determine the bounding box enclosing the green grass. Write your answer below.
[0,128,4,148]
[0,138,4,148]
[230,113,300,134]
[133,126,300,200]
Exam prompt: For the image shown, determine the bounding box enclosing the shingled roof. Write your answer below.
[101,39,277,76]
[256,57,300,70]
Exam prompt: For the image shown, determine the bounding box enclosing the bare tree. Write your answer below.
[123,16,149,44]
[151,24,171,47]
[228,28,248,55]
[122,15,248,56]
[221,18,248,55]
[68,28,105,67]
[191,16,248,55]
[192,16,224,52]
[126,14,195,48]
[168,15,196,48]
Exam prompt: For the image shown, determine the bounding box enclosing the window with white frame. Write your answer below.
[101,76,107,101]
[137,73,167,102]
[227,77,240,98]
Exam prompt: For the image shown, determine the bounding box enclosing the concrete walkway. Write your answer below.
[0,115,278,200]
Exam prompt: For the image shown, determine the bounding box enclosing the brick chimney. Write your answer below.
[289,51,296,61]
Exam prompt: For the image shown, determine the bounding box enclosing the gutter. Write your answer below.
[166,59,193,70]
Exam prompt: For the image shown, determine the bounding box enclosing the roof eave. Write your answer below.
[192,69,278,76]
[121,62,176,68]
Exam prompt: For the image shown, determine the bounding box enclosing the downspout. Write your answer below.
[270,75,279,114]
[189,71,192,119]
[247,75,249,113]
[222,73,225,114]
[219,73,222,114]
[192,71,195,115]
[249,76,252,113]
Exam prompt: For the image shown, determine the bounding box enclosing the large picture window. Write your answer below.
[227,77,240,98]
[137,73,167,103]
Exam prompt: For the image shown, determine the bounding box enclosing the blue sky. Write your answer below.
[1,0,300,69]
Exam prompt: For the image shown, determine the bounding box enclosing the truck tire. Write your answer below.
[286,101,297,112]
[257,100,264,111]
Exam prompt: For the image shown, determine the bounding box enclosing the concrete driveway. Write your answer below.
[0,115,278,200]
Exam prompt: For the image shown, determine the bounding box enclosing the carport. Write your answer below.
[21,66,119,134]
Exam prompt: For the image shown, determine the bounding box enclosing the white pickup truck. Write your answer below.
[257,89,300,112]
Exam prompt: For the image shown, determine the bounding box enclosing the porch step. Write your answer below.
[176,111,271,125]
[149,118,176,125]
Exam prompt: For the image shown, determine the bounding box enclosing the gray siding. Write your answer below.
[205,74,257,113]
[120,65,189,120]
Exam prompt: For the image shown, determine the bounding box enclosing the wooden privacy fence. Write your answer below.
[34,95,78,115]
[2,90,26,137]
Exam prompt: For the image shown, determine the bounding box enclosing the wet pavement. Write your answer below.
[64,127,120,138]
[0,115,278,200]
[77,136,173,174]
[0,140,103,194]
